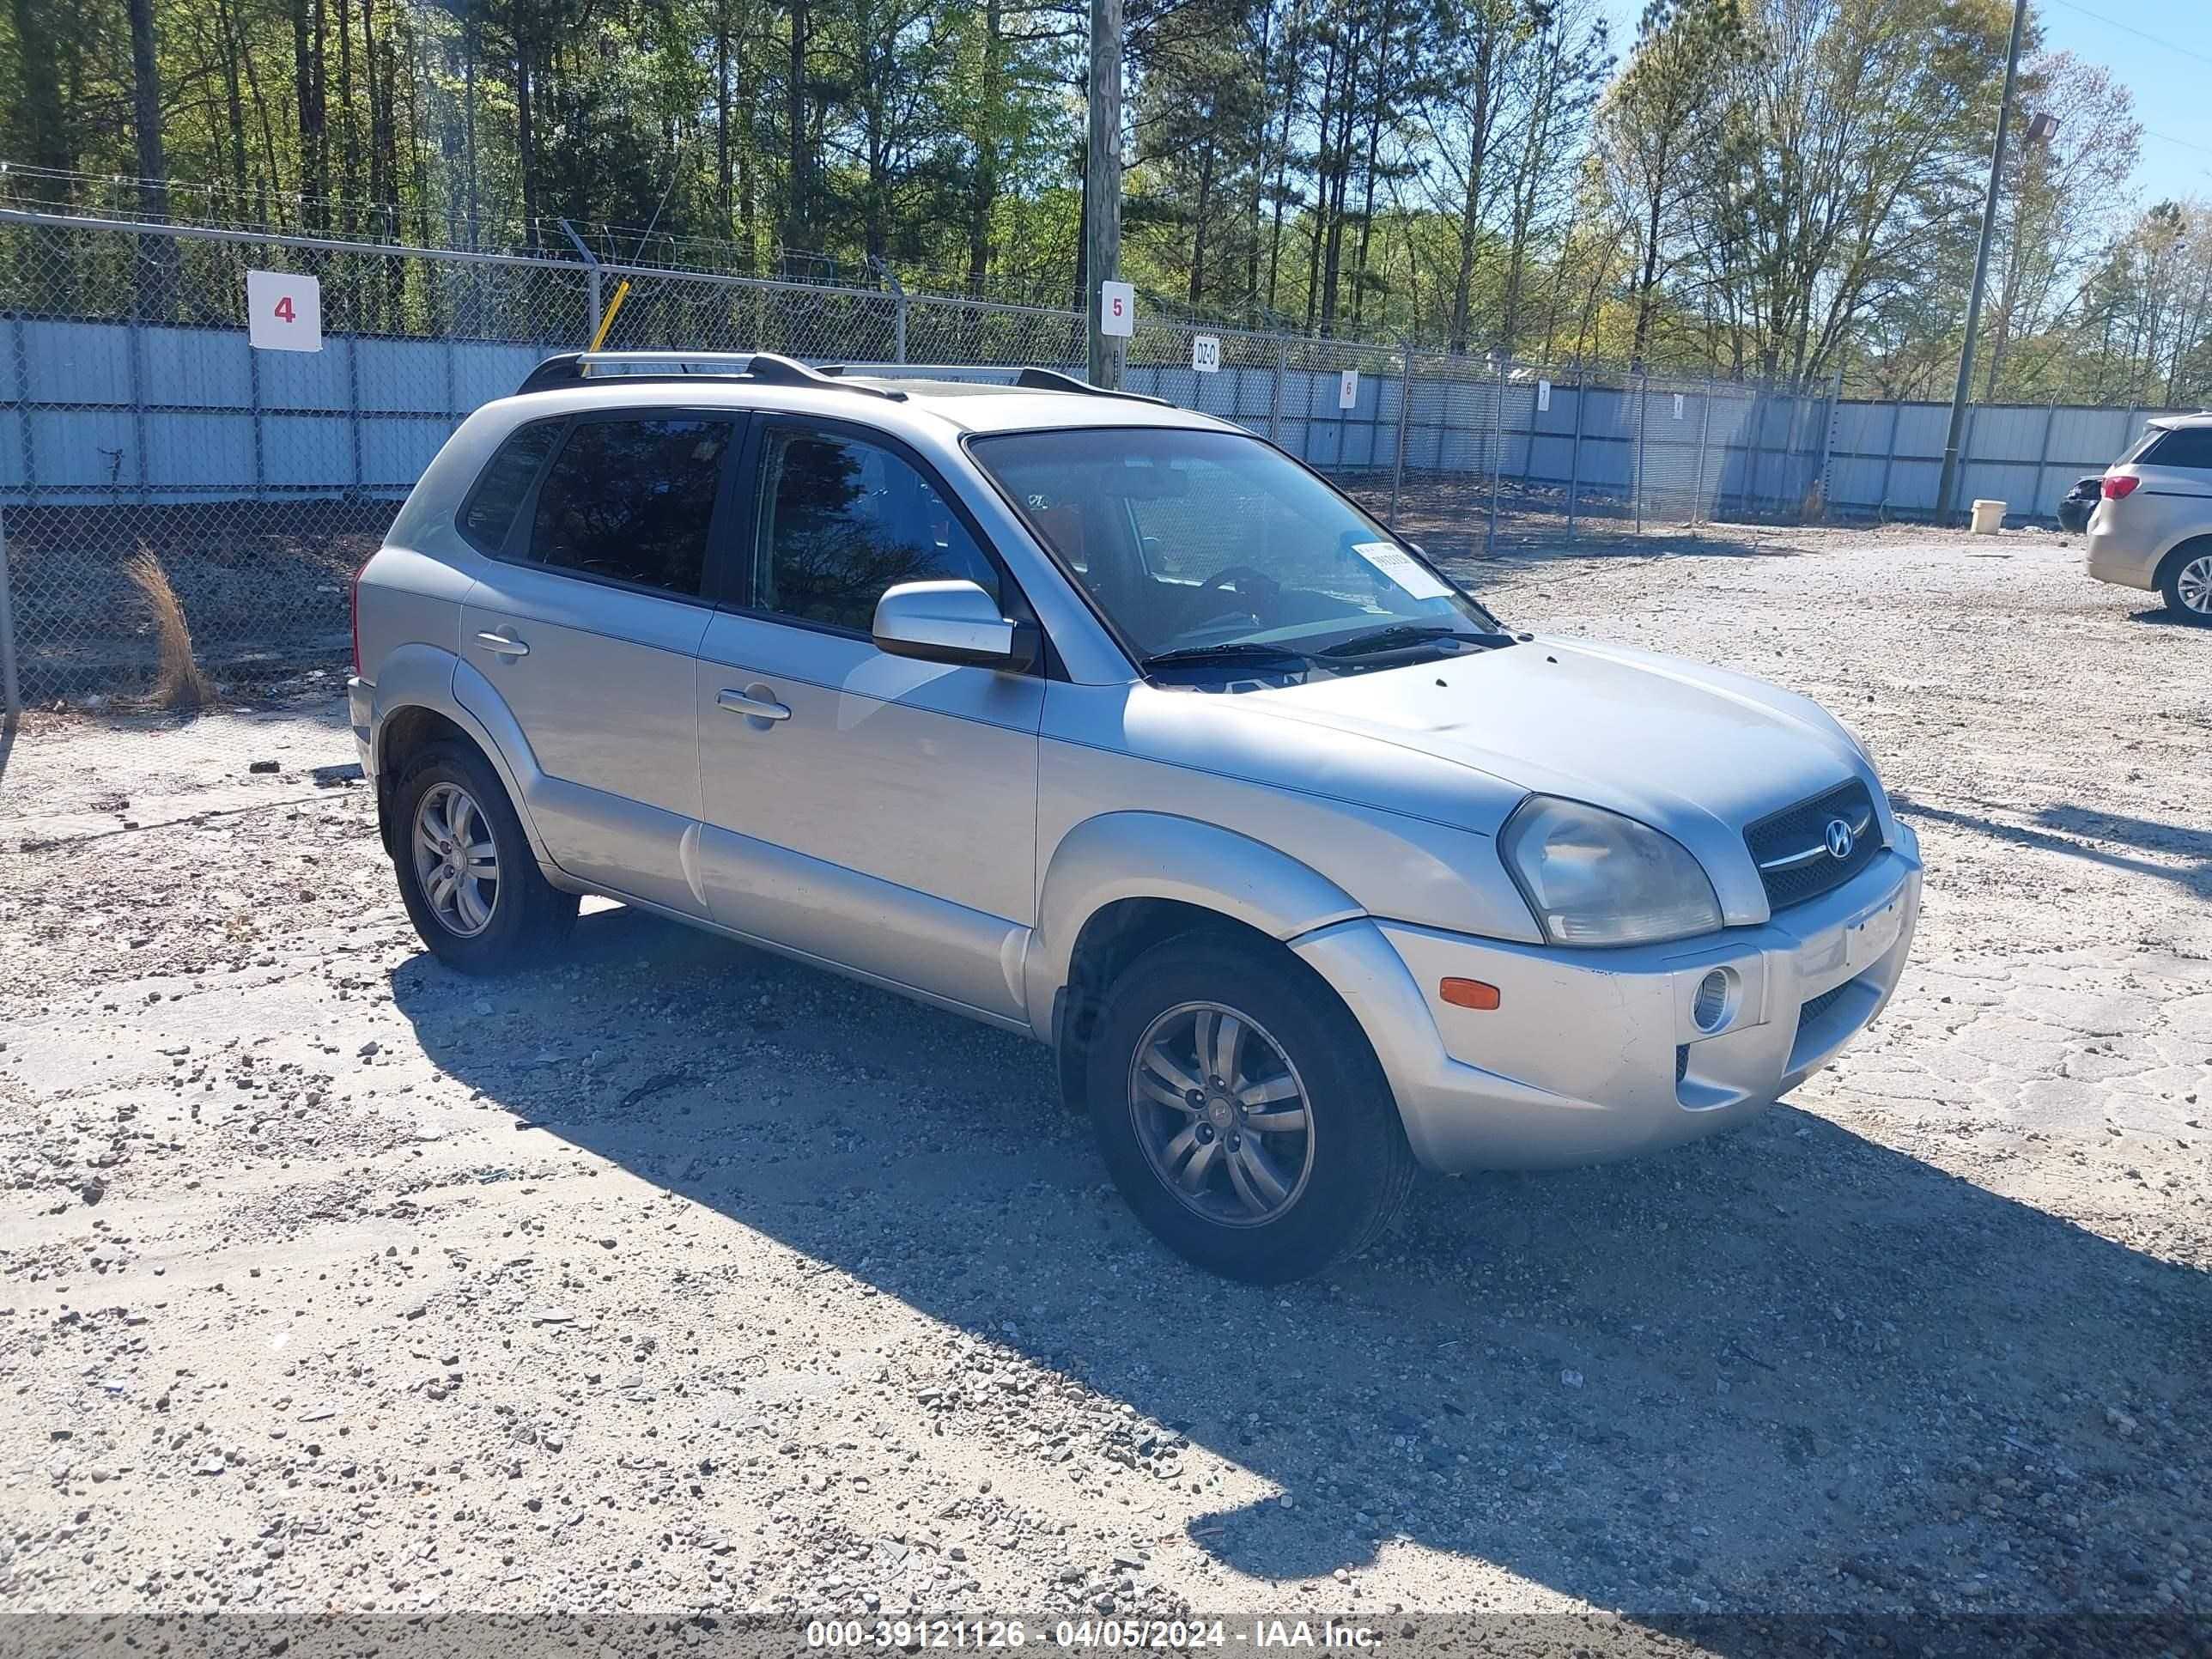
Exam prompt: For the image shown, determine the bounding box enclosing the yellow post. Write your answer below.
[587,278,633,354]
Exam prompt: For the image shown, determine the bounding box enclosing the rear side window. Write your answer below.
[2143,427,2212,471]
[459,421,561,552]
[527,416,735,596]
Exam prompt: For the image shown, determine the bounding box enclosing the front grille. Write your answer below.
[1746,779,1881,912]
[1796,980,1851,1033]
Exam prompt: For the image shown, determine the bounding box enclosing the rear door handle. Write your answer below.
[475,630,528,658]
[717,688,792,722]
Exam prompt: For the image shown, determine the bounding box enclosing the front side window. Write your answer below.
[754,428,1000,634]
[526,416,733,596]
[970,427,1495,669]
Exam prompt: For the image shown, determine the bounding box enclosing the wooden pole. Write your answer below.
[1084,0,1123,387]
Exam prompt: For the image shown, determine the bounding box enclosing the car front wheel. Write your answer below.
[1085,930,1415,1282]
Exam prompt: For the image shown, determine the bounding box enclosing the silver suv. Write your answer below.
[2085,411,2212,622]
[349,352,1922,1280]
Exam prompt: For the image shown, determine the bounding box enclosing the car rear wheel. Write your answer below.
[2160,544,2212,624]
[1085,929,1415,1282]
[392,740,577,974]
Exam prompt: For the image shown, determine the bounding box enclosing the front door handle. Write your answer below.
[717,687,792,722]
[475,630,528,658]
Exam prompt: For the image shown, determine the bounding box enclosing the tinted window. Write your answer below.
[460,422,561,552]
[527,416,732,595]
[2145,427,2212,471]
[754,428,999,633]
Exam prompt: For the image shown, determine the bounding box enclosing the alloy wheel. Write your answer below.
[412,781,501,938]
[1127,1001,1316,1227]
[2178,554,2212,616]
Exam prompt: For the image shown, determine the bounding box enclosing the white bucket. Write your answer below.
[1970,499,2006,536]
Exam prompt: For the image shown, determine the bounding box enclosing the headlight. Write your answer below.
[1499,796,1723,947]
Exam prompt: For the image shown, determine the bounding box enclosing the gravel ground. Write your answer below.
[2,522,2208,1642]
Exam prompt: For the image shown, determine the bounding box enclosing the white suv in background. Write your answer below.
[2085,412,2212,623]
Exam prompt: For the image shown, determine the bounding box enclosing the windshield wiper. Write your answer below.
[1316,623,1516,659]
[1140,641,1310,672]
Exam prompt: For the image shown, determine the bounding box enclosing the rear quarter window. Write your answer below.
[458,420,563,553]
[2142,427,2212,471]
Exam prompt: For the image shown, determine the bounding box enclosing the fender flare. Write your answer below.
[2154,528,2212,583]
[1024,811,1365,1033]
[371,645,556,868]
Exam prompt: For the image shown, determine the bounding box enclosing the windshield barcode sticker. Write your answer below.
[1353,541,1452,601]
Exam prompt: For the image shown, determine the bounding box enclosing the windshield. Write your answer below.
[969,427,1496,670]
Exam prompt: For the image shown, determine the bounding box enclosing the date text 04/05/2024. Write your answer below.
[805,1620,1382,1650]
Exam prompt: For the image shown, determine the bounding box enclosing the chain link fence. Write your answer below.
[0,208,1842,819]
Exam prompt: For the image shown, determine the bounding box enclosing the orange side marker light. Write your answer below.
[1439,977,1501,1011]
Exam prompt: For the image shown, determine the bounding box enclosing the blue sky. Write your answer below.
[1593,0,2212,205]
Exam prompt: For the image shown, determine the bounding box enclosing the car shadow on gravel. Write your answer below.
[1896,793,2212,896]
[391,905,2211,1624]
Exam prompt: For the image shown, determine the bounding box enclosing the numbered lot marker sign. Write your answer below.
[1536,378,1552,412]
[1100,280,1135,339]
[247,270,323,352]
[1339,368,1359,409]
[1192,335,1221,374]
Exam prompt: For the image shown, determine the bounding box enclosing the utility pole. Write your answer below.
[1084,0,1123,387]
[1934,0,2027,526]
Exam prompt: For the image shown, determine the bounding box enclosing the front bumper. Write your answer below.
[1295,825,1921,1172]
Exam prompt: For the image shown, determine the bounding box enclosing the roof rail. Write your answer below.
[1013,367,1174,407]
[514,349,906,401]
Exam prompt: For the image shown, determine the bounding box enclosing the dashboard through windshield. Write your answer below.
[968,427,1496,672]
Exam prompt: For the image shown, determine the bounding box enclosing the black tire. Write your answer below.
[1085,928,1416,1283]
[2157,541,2212,625]
[391,739,578,975]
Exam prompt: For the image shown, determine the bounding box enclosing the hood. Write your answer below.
[1231,635,1871,842]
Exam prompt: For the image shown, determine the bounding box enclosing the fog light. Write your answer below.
[1692,969,1735,1032]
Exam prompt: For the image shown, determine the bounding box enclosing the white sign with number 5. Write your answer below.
[1192,335,1221,374]
[1338,368,1359,410]
[247,270,322,352]
[1099,280,1134,339]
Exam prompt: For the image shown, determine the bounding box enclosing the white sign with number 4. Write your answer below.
[247,270,322,352]
[1192,335,1221,374]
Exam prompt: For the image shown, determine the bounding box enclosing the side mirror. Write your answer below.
[872,580,1037,671]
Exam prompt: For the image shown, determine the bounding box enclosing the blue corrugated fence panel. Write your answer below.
[253,343,350,412]
[24,320,133,404]
[363,416,456,489]
[263,413,353,484]
[359,339,458,414]
[1891,404,1950,458]
[141,327,252,408]
[28,410,135,488]
[148,411,254,488]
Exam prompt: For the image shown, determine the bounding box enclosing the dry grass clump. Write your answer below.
[124,550,216,710]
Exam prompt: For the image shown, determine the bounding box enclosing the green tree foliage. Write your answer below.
[0,0,2203,398]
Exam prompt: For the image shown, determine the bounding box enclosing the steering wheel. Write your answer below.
[1193,562,1280,623]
